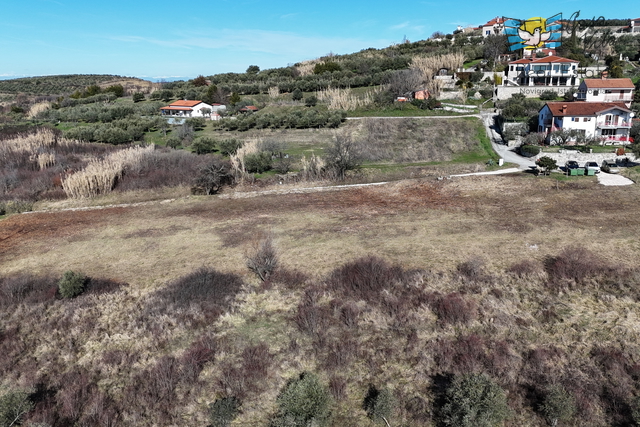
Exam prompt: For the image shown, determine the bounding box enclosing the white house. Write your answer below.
[480,17,505,37]
[538,101,634,144]
[504,56,579,87]
[630,18,640,33]
[576,78,635,108]
[160,100,226,118]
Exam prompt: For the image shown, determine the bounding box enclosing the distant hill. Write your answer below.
[0,74,156,96]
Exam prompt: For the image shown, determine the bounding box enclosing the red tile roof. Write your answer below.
[169,100,203,107]
[544,101,630,117]
[510,55,578,65]
[582,78,634,89]
[482,17,505,26]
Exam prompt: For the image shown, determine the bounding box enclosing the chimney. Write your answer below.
[562,104,567,114]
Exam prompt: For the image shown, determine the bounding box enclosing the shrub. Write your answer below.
[58,270,87,298]
[0,389,33,427]
[192,158,234,195]
[245,236,278,282]
[545,246,609,282]
[272,372,331,427]
[431,293,477,326]
[363,385,394,425]
[441,373,509,427]
[244,152,272,174]
[191,137,218,155]
[132,92,145,103]
[209,396,240,427]
[325,256,405,303]
[540,384,576,426]
[536,156,557,174]
[539,90,558,101]
[291,88,303,101]
[519,144,541,157]
[218,139,243,157]
[305,95,318,107]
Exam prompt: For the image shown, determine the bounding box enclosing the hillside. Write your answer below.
[0,74,156,96]
[3,175,640,426]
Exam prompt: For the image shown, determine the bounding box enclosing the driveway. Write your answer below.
[596,173,634,186]
[481,110,536,170]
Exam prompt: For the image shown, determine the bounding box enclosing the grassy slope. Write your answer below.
[3,175,640,426]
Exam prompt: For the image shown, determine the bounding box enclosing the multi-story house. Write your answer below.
[504,55,579,87]
[576,78,635,108]
[480,17,505,37]
[538,101,634,144]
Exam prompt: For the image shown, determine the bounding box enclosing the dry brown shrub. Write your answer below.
[325,255,406,303]
[430,292,477,326]
[316,86,377,110]
[410,53,464,97]
[328,376,347,399]
[294,286,331,337]
[544,246,610,283]
[507,259,544,278]
[268,86,280,99]
[27,101,51,119]
[62,145,155,198]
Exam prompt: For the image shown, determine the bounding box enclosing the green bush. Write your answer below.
[218,139,243,157]
[291,88,303,101]
[0,389,33,427]
[191,137,218,155]
[363,385,394,425]
[539,90,558,101]
[244,152,273,174]
[58,270,87,298]
[271,372,331,427]
[540,384,576,426]
[519,144,541,157]
[209,396,240,427]
[441,373,509,427]
[132,92,146,103]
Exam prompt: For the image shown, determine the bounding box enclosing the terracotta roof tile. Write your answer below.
[510,55,578,65]
[583,78,634,89]
[169,100,203,107]
[544,101,630,117]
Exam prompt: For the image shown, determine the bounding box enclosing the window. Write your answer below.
[583,118,589,122]
[593,90,599,96]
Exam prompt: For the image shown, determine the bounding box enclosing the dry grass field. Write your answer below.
[3,174,640,426]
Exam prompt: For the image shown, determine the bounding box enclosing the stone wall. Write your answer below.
[535,149,636,167]
[496,85,577,100]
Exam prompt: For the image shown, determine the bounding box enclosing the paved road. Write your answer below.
[481,110,536,170]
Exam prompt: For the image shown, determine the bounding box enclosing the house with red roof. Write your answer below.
[481,17,505,37]
[538,101,634,144]
[160,100,226,118]
[504,55,579,87]
[576,78,635,108]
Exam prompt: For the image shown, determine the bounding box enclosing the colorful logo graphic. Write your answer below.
[503,14,562,51]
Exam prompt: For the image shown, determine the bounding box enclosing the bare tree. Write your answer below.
[324,131,362,180]
[387,69,424,97]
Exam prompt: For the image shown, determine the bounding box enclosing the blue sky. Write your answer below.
[0,0,634,81]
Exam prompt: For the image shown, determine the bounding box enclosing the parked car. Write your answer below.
[585,161,600,173]
[565,160,580,170]
[601,160,620,174]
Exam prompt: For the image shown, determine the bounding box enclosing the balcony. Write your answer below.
[601,135,634,144]
[596,120,632,129]
[603,95,633,102]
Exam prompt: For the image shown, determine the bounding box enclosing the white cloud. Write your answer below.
[110,29,390,59]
